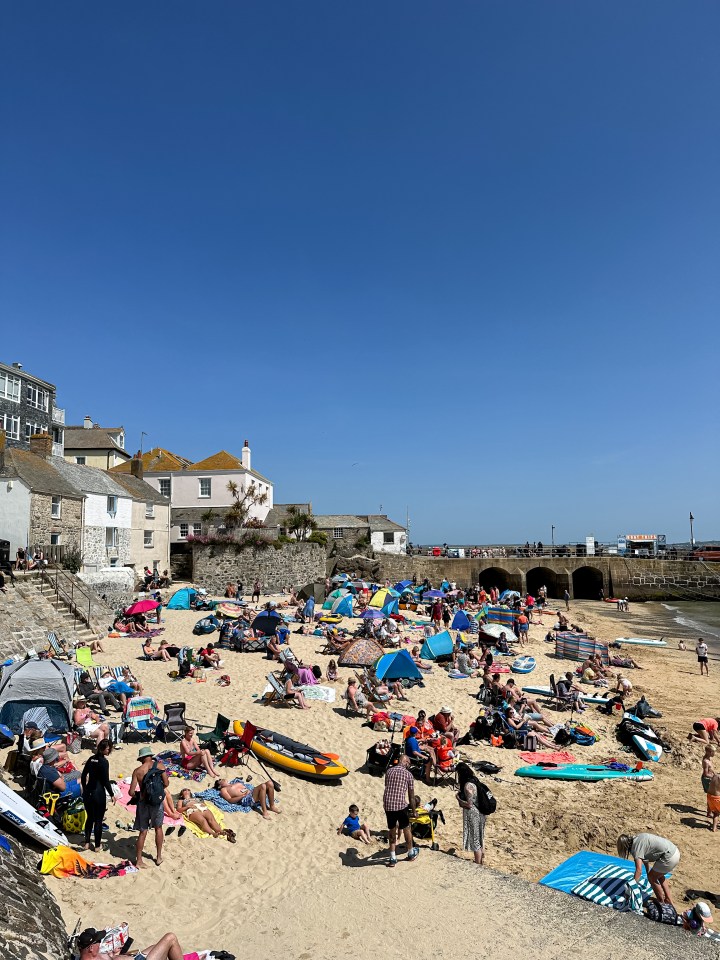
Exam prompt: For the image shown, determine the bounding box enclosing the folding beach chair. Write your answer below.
[75,646,99,670]
[278,647,299,668]
[122,696,161,742]
[263,672,295,707]
[197,713,230,748]
[46,632,72,659]
[158,702,187,742]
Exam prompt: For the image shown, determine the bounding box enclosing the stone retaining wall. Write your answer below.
[79,567,135,611]
[0,583,82,660]
[192,542,326,594]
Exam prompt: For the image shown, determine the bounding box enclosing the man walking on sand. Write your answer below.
[696,638,709,677]
[383,755,418,867]
[252,580,261,603]
[129,746,168,867]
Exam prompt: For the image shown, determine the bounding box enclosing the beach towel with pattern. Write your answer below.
[571,863,652,913]
[156,750,207,782]
[194,779,266,814]
[40,845,138,879]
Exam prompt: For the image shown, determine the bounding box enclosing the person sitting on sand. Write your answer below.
[615,674,633,695]
[609,653,642,669]
[432,706,459,743]
[284,674,311,709]
[617,833,679,907]
[143,638,172,662]
[326,659,339,682]
[176,788,235,842]
[555,611,569,630]
[163,786,183,822]
[453,649,478,677]
[266,633,282,660]
[214,778,280,819]
[73,699,111,747]
[689,718,720,746]
[130,613,151,634]
[179,726,220,777]
[345,678,375,718]
[504,679,546,715]
[197,643,221,669]
[224,583,236,598]
[678,639,686,651]
[338,803,372,844]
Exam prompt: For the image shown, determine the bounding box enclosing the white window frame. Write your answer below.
[144,530,154,548]
[198,478,211,498]
[51,496,62,518]
[193,522,202,537]
[26,384,49,412]
[75,456,86,465]
[333,527,344,539]
[1,413,20,440]
[107,495,117,516]
[25,421,44,441]
[145,501,155,519]
[383,531,395,544]
[179,523,189,539]
[0,372,21,403]
[106,527,118,549]
[50,533,60,546]
[158,478,171,498]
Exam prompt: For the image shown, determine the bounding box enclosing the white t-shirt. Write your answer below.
[697,642,708,658]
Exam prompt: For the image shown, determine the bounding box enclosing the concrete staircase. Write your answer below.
[11,570,103,644]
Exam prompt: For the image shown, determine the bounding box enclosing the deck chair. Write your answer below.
[263,672,295,707]
[548,674,576,712]
[425,749,459,788]
[75,646,99,670]
[355,670,391,707]
[47,632,72,659]
[158,702,187,742]
[278,647,299,668]
[319,635,348,655]
[122,696,161,742]
[197,713,230,747]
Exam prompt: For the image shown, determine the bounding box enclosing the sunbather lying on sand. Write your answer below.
[214,778,280,819]
[176,788,235,841]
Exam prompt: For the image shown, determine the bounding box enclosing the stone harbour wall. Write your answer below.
[78,567,135,612]
[192,542,326,594]
[0,582,81,660]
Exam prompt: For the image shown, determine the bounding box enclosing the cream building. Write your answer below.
[63,417,131,470]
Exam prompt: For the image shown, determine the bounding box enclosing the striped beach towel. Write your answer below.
[571,863,651,913]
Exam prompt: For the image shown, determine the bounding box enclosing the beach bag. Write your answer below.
[67,732,82,754]
[554,728,572,747]
[99,923,130,954]
[502,733,518,749]
[475,782,497,816]
[62,799,87,835]
[645,899,679,925]
[476,760,501,775]
[141,760,165,806]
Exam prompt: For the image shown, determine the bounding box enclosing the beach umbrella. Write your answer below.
[252,611,281,636]
[216,601,247,618]
[360,609,384,620]
[124,599,160,615]
[422,590,444,600]
[393,580,413,592]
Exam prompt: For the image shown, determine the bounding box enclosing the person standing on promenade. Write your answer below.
[129,746,168,867]
[383,756,418,867]
[564,589,570,611]
[696,638,709,676]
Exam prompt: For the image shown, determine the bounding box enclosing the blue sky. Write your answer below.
[2,2,718,545]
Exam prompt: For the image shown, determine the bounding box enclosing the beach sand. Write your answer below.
[34,592,720,956]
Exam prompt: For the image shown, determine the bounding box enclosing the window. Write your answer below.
[106,527,118,549]
[52,425,63,444]
[198,478,211,498]
[51,496,62,518]
[107,495,117,515]
[1,413,20,440]
[179,523,189,539]
[50,533,60,545]
[193,523,202,537]
[383,532,395,544]
[26,384,49,411]
[158,478,171,497]
[75,456,86,465]
[0,371,21,402]
[144,530,154,548]
[333,527,344,539]
[145,501,155,519]
[25,421,44,441]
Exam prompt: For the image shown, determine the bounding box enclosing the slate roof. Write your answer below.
[109,473,170,505]
[0,448,82,498]
[51,457,130,498]
[313,515,369,530]
[362,514,406,532]
[265,503,313,527]
[63,426,130,455]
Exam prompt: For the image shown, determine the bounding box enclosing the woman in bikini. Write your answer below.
[176,788,235,841]
[179,726,220,777]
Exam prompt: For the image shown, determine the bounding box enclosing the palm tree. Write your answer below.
[285,505,317,541]
[223,480,268,532]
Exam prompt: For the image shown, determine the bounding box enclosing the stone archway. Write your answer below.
[572,565,605,600]
[526,566,570,601]
[478,566,522,593]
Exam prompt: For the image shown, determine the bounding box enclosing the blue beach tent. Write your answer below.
[393,580,412,593]
[381,598,399,616]
[420,630,454,660]
[374,649,422,682]
[451,610,471,632]
[167,588,197,610]
[331,594,354,618]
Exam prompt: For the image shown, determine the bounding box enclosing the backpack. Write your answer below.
[141,760,165,806]
[645,899,679,925]
[475,781,497,816]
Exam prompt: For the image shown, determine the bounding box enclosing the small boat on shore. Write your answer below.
[615,637,667,648]
[232,721,348,782]
[511,656,536,674]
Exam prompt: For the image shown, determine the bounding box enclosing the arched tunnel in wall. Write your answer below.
[526,566,570,601]
[572,565,605,600]
[478,567,523,593]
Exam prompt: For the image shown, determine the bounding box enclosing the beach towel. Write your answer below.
[194,779,267,814]
[299,685,336,703]
[156,750,207,782]
[125,629,164,638]
[115,779,181,826]
[519,750,576,764]
[571,863,652,913]
[40,845,137,879]
[182,801,226,838]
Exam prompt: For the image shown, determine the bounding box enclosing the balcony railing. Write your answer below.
[51,406,65,424]
[52,441,64,457]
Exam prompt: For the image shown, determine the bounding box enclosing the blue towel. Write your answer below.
[194,779,269,814]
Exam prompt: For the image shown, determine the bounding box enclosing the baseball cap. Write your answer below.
[77,928,107,950]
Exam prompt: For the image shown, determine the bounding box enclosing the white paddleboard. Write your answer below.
[0,780,67,849]
[615,638,667,647]
[624,712,663,762]
[521,685,611,706]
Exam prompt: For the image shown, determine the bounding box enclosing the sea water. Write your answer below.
[618,600,720,658]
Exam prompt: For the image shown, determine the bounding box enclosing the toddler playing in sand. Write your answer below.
[338,804,372,843]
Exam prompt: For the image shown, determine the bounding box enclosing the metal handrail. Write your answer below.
[34,566,94,633]
[408,546,717,562]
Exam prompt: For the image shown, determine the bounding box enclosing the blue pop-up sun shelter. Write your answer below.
[420,630,454,660]
[331,594,354,618]
[167,587,197,610]
[374,649,422,682]
[451,610,471,632]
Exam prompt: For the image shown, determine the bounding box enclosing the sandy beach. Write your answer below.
[31,591,720,957]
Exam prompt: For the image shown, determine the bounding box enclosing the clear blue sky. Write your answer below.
[2,3,718,545]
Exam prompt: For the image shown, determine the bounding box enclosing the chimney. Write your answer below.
[0,427,6,471]
[29,432,53,459]
[130,455,144,480]
[83,416,93,429]
[241,439,251,471]
[12,362,22,370]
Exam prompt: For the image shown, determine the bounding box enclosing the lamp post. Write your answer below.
[140,432,148,456]
[689,512,695,551]
[551,525,555,554]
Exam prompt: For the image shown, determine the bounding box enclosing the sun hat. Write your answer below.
[28,738,48,753]
[440,706,452,715]
[137,745,154,760]
[77,928,107,950]
[43,747,59,764]
[695,902,713,921]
